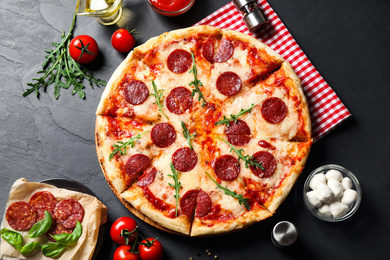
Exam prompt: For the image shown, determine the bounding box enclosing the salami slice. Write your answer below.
[250,151,277,178]
[125,154,151,178]
[166,87,193,114]
[151,123,176,148]
[216,72,242,96]
[46,222,73,242]
[29,191,58,221]
[201,39,215,63]
[261,97,288,124]
[167,49,192,74]
[180,189,199,217]
[6,201,37,231]
[224,119,251,146]
[195,190,212,217]
[53,198,84,229]
[214,155,240,181]
[172,147,198,172]
[136,167,157,187]
[214,38,234,63]
[123,80,149,105]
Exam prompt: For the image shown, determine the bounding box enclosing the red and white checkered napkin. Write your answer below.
[195,0,351,142]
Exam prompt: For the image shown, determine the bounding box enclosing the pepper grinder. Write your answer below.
[233,0,269,33]
[271,221,298,248]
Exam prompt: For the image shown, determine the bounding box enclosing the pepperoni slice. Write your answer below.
[180,189,199,217]
[167,49,192,74]
[250,151,277,178]
[195,190,212,217]
[172,147,198,172]
[261,97,288,124]
[224,119,251,146]
[202,39,215,63]
[137,167,157,187]
[214,38,234,63]
[46,222,73,242]
[29,191,57,221]
[53,198,84,229]
[214,155,240,181]
[125,154,151,178]
[216,72,242,96]
[6,201,37,231]
[151,123,176,148]
[166,87,193,114]
[123,80,149,105]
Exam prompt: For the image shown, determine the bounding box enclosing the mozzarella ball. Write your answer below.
[341,189,358,206]
[318,204,332,216]
[306,190,322,207]
[317,183,333,203]
[325,169,343,182]
[309,173,326,190]
[330,202,349,218]
[327,179,344,198]
[341,177,353,190]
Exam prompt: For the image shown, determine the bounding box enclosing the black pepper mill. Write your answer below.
[233,0,269,33]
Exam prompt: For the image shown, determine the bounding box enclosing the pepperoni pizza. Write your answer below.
[95,26,312,236]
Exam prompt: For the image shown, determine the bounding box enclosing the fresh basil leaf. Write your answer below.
[51,221,82,245]
[20,241,41,256]
[1,229,24,250]
[41,243,68,257]
[28,211,52,238]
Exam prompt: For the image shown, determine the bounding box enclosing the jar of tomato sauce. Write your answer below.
[147,0,196,17]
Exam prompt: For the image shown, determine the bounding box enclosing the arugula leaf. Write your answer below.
[51,221,82,245]
[189,51,207,107]
[150,81,169,120]
[1,229,24,250]
[109,130,150,160]
[20,242,41,256]
[205,171,250,210]
[217,136,265,169]
[28,211,52,238]
[215,101,261,127]
[168,163,181,217]
[41,243,69,257]
[181,121,196,150]
[23,13,106,99]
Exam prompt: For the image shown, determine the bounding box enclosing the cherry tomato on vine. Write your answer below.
[111,29,136,53]
[113,245,140,260]
[138,238,164,260]
[69,35,98,64]
[110,217,138,245]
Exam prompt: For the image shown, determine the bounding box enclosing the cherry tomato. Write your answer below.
[113,245,140,260]
[111,29,135,53]
[110,217,138,245]
[69,35,98,64]
[138,238,164,260]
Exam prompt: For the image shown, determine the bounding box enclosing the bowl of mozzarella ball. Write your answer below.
[303,164,362,222]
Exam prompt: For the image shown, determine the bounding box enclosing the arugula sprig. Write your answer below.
[109,130,150,160]
[151,81,169,120]
[168,163,181,217]
[189,52,207,107]
[205,171,250,210]
[215,101,261,127]
[217,136,265,170]
[23,13,106,99]
[181,121,196,150]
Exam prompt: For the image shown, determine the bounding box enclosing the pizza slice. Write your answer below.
[189,134,273,236]
[211,62,311,142]
[120,134,204,235]
[238,138,312,213]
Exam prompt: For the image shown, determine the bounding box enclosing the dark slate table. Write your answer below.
[1,0,389,259]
